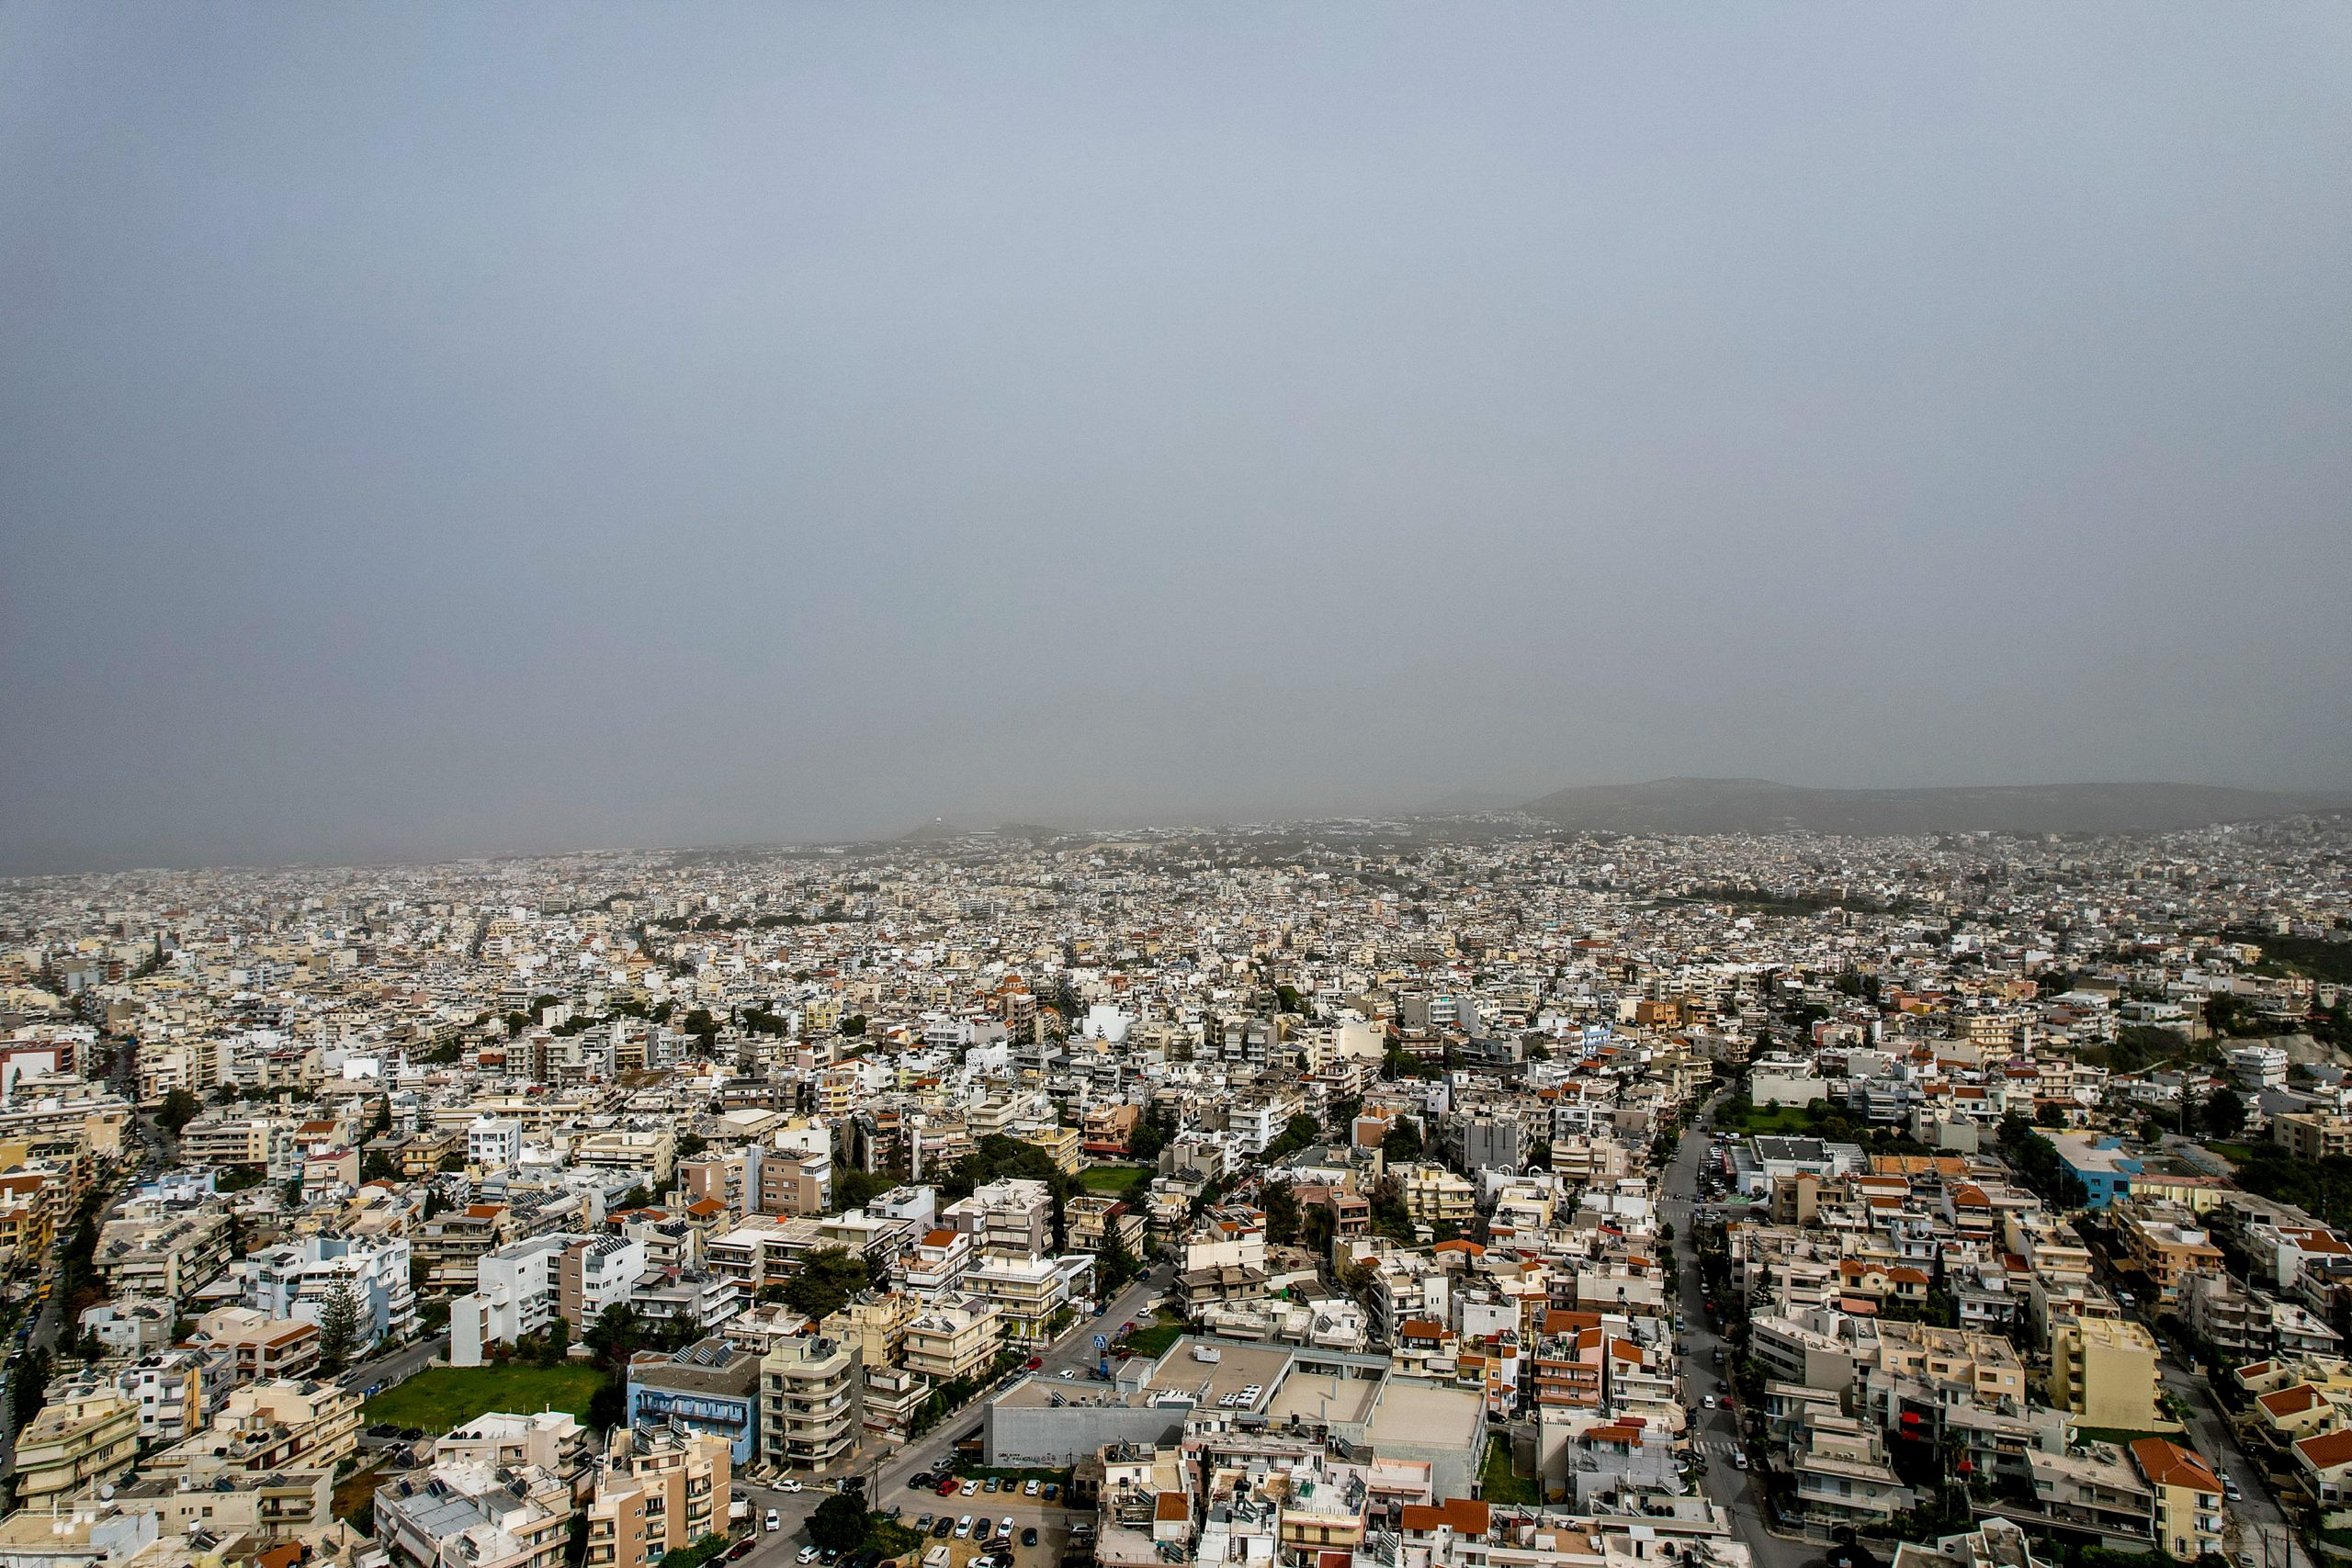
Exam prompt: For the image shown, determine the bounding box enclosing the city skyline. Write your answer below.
[5,6,2349,874]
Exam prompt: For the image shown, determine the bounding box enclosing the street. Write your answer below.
[1658,1097,1817,1568]
[732,1258,1175,1563]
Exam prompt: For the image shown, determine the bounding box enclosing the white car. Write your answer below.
[1023,1479,1041,1496]
[797,1551,819,1564]
[765,1509,782,1531]
[777,1479,804,1493]
[1702,1395,1716,1409]
[955,1515,975,1539]
[1059,1368,1077,1379]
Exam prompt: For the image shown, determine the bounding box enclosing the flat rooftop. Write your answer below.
[1266,1371,1377,1427]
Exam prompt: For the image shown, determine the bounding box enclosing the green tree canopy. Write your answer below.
[784,1247,871,1323]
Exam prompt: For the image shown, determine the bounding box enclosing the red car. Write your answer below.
[937,1478,959,1496]
[1025,1357,1042,1371]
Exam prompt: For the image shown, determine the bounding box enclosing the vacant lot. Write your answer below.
[363,1364,605,1433]
[1080,1166,1148,1193]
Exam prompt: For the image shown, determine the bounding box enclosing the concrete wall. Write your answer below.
[984,1396,1185,1467]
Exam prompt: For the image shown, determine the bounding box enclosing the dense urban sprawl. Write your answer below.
[0,812,2346,1568]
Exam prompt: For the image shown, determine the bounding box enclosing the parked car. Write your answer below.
[1058,1368,1076,1379]
[1025,1356,1043,1371]
[1023,1478,1041,1495]
[982,1477,1000,1493]
[765,1510,782,1532]
[1041,1483,1058,1502]
[778,1478,804,1493]
[726,1541,754,1562]
[1733,1451,1749,1471]
[960,1478,978,1495]
[954,1515,974,1539]
[796,1551,817,1565]
[1022,1528,1040,1547]
[937,1479,959,1496]
[910,1472,932,1489]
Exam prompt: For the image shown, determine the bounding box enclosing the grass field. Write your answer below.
[362,1364,605,1433]
[1080,1165,1149,1193]
[2205,1141,2257,1166]
[1480,1435,1537,1506]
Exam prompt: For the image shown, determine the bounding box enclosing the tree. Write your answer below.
[1096,1221,1139,1294]
[157,1089,201,1134]
[841,1014,867,1037]
[2203,1088,2247,1140]
[783,1247,870,1323]
[315,1278,365,1370]
[1261,1181,1300,1247]
[13,1346,51,1428]
[1262,1114,1321,1163]
[2035,1100,2065,1129]
[368,1098,393,1139]
[1382,1117,1423,1162]
[808,1495,871,1556]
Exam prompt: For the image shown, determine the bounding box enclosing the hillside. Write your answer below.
[1521,777,2346,837]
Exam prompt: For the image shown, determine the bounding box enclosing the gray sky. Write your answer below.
[4,5,2348,874]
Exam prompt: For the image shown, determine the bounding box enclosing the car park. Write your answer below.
[961,1479,978,1495]
[932,1517,954,1539]
[1023,1478,1040,1495]
[915,1515,933,1531]
[1042,1483,1058,1501]
[954,1516,974,1538]
[1022,1528,1040,1547]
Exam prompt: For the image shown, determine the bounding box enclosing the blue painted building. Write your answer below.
[2050,1133,2143,1209]
[625,1336,763,1465]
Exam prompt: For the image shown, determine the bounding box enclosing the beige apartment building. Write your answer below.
[2052,1316,2163,1431]
[586,1426,731,1568]
[762,1335,862,1472]
[903,1300,1003,1383]
[13,1382,141,1507]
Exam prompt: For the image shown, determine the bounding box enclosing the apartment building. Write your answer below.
[2051,1316,2163,1431]
[12,1382,141,1507]
[627,1337,763,1466]
[585,1426,731,1568]
[146,1377,362,1478]
[756,1145,831,1217]
[243,1233,418,1351]
[2130,1438,2223,1561]
[116,1348,209,1443]
[1395,1163,1477,1230]
[189,1304,322,1386]
[903,1299,1003,1382]
[454,1231,646,1365]
[376,1450,575,1568]
[95,1207,233,1303]
[762,1334,863,1472]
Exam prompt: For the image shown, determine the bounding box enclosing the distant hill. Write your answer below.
[1521,777,2348,837]
[897,818,968,842]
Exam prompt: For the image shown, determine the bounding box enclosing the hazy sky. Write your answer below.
[4,6,2348,874]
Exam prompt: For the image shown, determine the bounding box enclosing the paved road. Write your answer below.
[2162,1356,2291,1567]
[1658,1098,1816,1568]
[343,1331,448,1395]
[735,1260,1175,1564]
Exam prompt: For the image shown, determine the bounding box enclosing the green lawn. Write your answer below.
[1120,1323,1183,1359]
[362,1364,605,1433]
[1480,1435,1537,1506]
[1080,1165,1149,1193]
[2205,1141,2257,1166]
